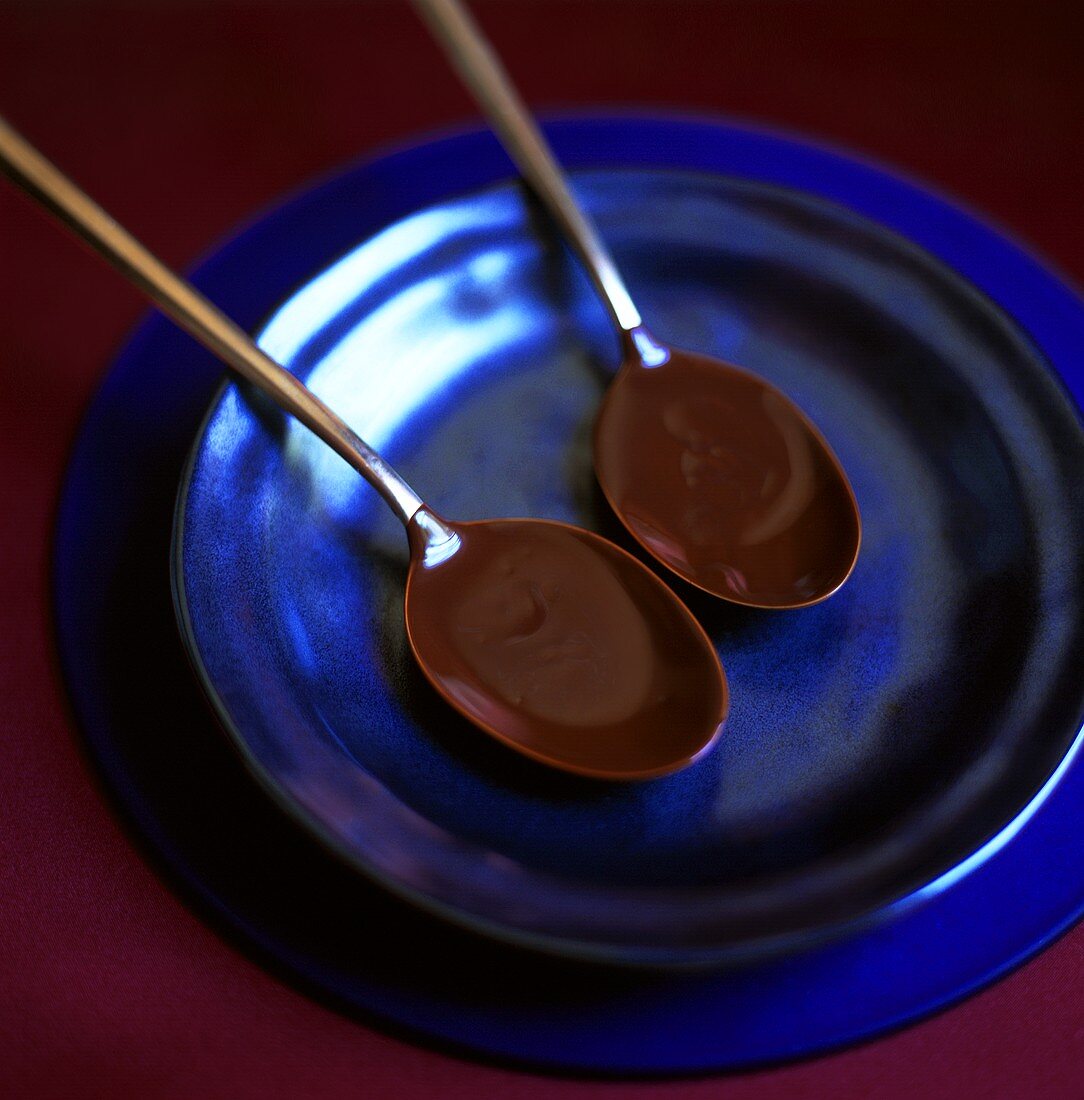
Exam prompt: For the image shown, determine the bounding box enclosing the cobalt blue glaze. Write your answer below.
[54,116,1084,1070]
[176,167,1084,962]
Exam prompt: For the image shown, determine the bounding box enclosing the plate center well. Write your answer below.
[181,169,1084,939]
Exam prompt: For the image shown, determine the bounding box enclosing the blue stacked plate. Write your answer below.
[55,116,1084,1073]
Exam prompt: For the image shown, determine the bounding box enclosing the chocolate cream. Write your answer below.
[595,347,861,607]
[405,515,727,779]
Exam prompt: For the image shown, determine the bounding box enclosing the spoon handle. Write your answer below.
[413,0,643,335]
[0,114,425,527]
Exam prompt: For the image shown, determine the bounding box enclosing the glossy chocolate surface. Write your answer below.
[405,513,726,778]
[595,341,860,607]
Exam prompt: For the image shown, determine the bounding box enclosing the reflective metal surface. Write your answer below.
[0,114,726,780]
[414,0,862,607]
[176,164,1084,964]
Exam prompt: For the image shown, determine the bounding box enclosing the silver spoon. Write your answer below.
[414,0,862,609]
[0,115,727,780]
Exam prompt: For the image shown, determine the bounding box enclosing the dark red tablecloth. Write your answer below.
[2,2,1081,1095]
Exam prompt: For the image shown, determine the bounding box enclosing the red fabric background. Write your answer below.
[1,2,1081,1096]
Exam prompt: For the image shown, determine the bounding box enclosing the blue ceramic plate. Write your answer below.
[173,122,1084,968]
[56,116,1084,1070]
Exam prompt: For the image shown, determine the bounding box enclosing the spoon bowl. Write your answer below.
[596,334,861,607]
[406,510,727,779]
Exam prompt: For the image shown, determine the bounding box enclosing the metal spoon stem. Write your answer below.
[412,0,642,335]
[0,114,427,528]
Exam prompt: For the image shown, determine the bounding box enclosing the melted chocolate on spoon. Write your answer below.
[595,340,861,607]
[407,514,727,778]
